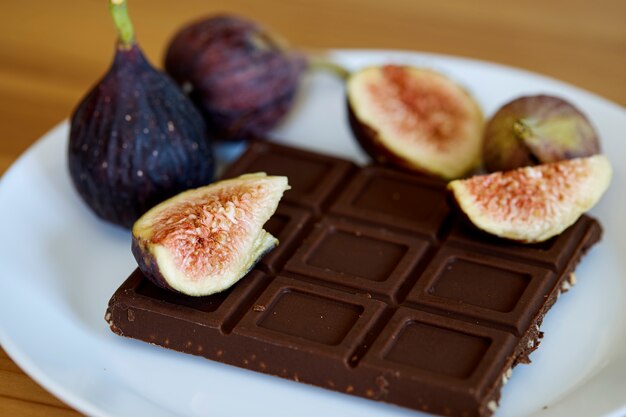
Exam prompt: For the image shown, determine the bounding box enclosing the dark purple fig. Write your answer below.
[164,14,308,140]
[449,155,611,243]
[483,95,600,172]
[69,0,214,228]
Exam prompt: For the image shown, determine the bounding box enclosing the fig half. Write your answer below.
[132,173,289,296]
[347,65,484,179]
[448,155,611,243]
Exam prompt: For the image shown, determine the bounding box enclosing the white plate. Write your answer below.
[0,50,625,417]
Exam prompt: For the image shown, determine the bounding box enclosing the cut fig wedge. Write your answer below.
[347,65,484,179]
[448,155,611,243]
[132,173,289,296]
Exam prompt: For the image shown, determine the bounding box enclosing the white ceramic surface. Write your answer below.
[0,50,624,417]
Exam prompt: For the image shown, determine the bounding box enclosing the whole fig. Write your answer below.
[69,0,214,228]
[483,95,600,172]
[164,14,308,140]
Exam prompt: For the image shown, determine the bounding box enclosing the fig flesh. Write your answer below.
[448,155,611,243]
[69,0,214,228]
[164,14,307,140]
[483,95,600,172]
[347,65,484,180]
[132,173,289,296]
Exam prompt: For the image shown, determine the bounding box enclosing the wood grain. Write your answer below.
[0,1,624,415]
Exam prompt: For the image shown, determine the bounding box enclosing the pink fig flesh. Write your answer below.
[132,173,289,296]
[449,155,611,243]
[347,65,484,180]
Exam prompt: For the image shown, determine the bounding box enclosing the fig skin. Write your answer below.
[132,173,289,296]
[69,7,214,229]
[164,14,307,141]
[483,95,600,172]
[448,155,612,243]
[347,65,484,180]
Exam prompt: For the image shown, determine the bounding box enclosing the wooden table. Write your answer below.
[0,1,624,415]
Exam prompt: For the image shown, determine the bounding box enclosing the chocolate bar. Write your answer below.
[106,141,601,417]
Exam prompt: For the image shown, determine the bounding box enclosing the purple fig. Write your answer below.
[68,0,215,229]
[164,14,308,140]
[483,95,600,172]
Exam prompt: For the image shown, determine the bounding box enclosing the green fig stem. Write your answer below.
[308,55,351,80]
[109,0,135,48]
[513,119,532,141]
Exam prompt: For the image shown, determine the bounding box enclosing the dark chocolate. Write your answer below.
[106,141,602,417]
[222,140,356,214]
[330,166,450,240]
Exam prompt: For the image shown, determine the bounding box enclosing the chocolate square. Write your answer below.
[404,246,555,336]
[330,166,450,239]
[233,276,387,362]
[284,217,430,301]
[222,141,355,213]
[360,308,517,416]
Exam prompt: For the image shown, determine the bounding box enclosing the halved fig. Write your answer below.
[448,155,611,243]
[347,65,484,179]
[132,173,289,296]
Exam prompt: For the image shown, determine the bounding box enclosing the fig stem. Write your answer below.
[513,119,532,141]
[308,55,351,80]
[109,0,135,48]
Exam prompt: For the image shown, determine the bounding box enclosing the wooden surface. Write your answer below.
[0,0,624,415]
